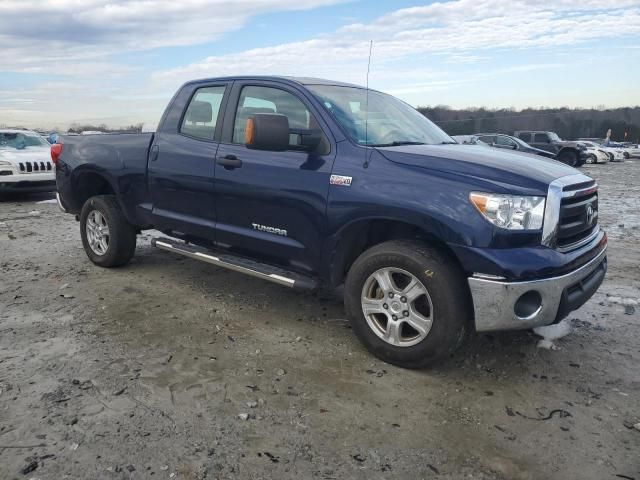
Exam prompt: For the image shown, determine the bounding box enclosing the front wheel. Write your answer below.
[557,150,578,167]
[80,195,137,267]
[344,240,470,368]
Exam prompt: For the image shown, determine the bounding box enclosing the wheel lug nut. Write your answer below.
[389,292,394,298]
[403,310,409,317]
[392,315,398,321]
[383,303,388,309]
[400,296,407,303]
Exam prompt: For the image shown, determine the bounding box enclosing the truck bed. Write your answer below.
[56,132,155,221]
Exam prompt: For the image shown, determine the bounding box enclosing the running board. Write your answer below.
[151,238,318,291]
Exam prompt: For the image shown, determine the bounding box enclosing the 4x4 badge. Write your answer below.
[330,175,352,186]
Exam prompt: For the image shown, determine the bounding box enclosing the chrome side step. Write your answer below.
[151,237,318,291]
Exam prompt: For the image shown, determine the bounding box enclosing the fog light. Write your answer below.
[514,290,542,320]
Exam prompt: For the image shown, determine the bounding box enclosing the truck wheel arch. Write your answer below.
[72,171,118,211]
[327,218,464,287]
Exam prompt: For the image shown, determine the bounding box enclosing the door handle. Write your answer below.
[217,155,243,169]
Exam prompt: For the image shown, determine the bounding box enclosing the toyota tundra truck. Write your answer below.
[54,76,607,368]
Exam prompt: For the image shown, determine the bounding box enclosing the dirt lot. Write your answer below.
[1,161,639,480]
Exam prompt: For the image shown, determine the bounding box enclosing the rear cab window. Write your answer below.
[180,86,226,141]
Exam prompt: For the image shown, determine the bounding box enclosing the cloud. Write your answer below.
[0,0,346,73]
[154,0,640,89]
[2,0,639,127]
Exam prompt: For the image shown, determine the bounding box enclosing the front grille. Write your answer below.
[557,180,598,249]
[18,161,53,173]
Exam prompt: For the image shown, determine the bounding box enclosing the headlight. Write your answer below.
[469,192,545,230]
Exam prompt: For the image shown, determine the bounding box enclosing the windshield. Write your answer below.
[548,132,561,142]
[307,85,455,147]
[513,136,532,148]
[0,132,50,150]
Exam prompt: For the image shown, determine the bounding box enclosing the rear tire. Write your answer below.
[558,149,578,167]
[344,240,470,368]
[80,195,137,267]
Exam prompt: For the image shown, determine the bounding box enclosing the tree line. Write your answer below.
[66,123,144,134]
[418,106,640,143]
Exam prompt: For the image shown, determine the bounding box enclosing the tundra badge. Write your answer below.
[330,175,352,186]
[252,223,288,237]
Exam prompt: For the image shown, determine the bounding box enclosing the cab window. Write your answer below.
[180,86,226,141]
[232,86,321,149]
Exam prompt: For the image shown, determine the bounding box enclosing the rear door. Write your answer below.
[148,83,229,241]
[531,132,555,153]
[213,81,336,274]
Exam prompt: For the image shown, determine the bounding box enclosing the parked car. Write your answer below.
[451,135,489,145]
[612,142,640,159]
[578,140,622,163]
[514,131,588,167]
[474,133,556,159]
[54,76,607,368]
[0,129,56,194]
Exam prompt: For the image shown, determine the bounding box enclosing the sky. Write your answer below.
[1,0,639,129]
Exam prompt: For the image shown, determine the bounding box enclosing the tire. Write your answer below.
[585,154,596,164]
[624,152,630,160]
[344,239,470,368]
[80,195,137,267]
[557,149,578,167]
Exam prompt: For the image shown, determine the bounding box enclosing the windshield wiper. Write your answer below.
[371,141,426,147]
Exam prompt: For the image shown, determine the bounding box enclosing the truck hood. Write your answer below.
[0,147,50,165]
[375,144,579,193]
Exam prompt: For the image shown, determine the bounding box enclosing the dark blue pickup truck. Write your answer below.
[53,76,607,368]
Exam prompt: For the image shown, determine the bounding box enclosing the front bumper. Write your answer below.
[0,172,56,193]
[468,246,607,332]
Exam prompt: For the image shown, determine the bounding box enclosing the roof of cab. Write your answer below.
[184,75,364,89]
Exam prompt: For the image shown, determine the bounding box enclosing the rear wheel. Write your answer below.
[80,195,137,267]
[344,240,470,368]
[558,149,578,167]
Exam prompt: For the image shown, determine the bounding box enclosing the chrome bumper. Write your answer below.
[468,246,607,332]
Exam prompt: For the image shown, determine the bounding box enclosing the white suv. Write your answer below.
[0,129,55,194]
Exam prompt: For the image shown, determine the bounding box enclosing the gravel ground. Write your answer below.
[0,161,639,480]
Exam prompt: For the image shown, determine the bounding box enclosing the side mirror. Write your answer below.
[245,113,289,151]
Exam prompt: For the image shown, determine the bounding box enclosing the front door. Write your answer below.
[148,84,228,241]
[213,82,335,274]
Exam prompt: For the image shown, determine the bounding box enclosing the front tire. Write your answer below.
[558,149,578,167]
[344,240,470,368]
[80,195,137,267]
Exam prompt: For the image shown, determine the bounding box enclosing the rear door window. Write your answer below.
[180,86,226,141]
[533,133,549,143]
[517,132,531,142]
